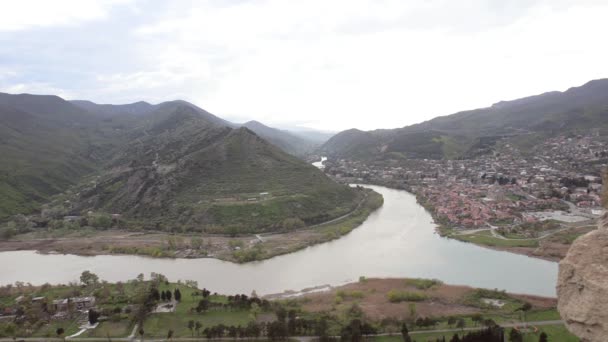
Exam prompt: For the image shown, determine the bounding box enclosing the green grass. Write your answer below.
[372,324,577,342]
[143,311,253,337]
[230,190,383,263]
[516,325,578,342]
[31,319,81,337]
[373,332,466,341]
[452,230,539,248]
[524,309,561,322]
[139,282,254,337]
[86,321,133,338]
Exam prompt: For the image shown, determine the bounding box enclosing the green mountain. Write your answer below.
[0,94,119,219]
[0,93,361,233]
[320,79,608,160]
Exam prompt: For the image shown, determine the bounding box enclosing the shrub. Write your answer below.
[89,214,112,229]
[387,290,428,303]
[406,278,442,290]
[282,218,305,230]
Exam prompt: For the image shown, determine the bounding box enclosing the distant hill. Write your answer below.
[73,100,321,157]
[241,120,318,157]
[0,93,361,233]
[71,100,156,117]
[0,93,118,219]
[71,99,233,127]
[320,79,608,160]
[279,126,336,144]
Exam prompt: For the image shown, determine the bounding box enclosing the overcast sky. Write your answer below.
[1,0,607,131]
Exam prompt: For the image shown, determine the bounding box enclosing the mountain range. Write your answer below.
[0,94,355,231]
[320,79,608,160]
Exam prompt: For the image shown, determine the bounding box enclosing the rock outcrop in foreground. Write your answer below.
[557,215,608,342]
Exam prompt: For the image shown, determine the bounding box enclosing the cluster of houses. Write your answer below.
[2,295,96,318]
[323,133,607,229]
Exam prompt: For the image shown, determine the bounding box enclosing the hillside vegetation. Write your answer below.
[320,79,608,160]
[0,93,365,235]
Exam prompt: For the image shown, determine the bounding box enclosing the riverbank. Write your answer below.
[344,179,596,263]
[0,185,558,297]
[0,276,574,341]
[0,190,383,263]
[437,224,597,263]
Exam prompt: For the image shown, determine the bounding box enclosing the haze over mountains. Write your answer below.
[0,94,351,227]
[320,79,608,160]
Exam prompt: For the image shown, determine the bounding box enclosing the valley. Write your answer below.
[0,185,558,298]
[320,79,608,262]
[3,2,608,340]
[0,93,383,260]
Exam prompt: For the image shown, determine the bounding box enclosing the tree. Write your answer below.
[88,309,100,325]
[509,329,523,342]
[447,316,456,327]
[539,332,548,342]
[250,302,261,320]
[408,303,417,319]
[196,299,210,313]
[456,318,465,331]
[471,313,483,326]
[450,334,460,342]
[188,320,195,337]
[139,328,145,342]
[167,330,173,342]
[195,322,202,337]
[400,322,412,342]
[56,327,65,342]
[150,288,161,301]
[315,317,330,342]
[80,271,99,286]
[90,214,113,229]
[340,319,362,342]
[516,302,532,329]
[483,319,497,328]
[161,291,166,301]
[174,289,182,302]
[166,290,172,301]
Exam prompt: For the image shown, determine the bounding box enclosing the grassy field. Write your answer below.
[86,321,133,338]
[518,324,578,342]
[0,277,571,340]
[30,320,82,338]
[451,230,539,248]
[371,324,577,341]
[143,310,252,337]
[141,282,260,338]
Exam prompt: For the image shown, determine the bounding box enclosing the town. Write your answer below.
[321,134,606,245]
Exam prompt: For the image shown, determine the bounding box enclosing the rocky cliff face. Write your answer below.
[557,214,608,342]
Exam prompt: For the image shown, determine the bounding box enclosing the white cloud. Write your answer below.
[0,0,132,31]
[4,0,608,130]
[122,0,608,130]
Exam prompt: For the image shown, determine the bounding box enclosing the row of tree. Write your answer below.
[149,288,182,302]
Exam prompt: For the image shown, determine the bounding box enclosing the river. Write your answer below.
[0,185,557,297]
[312,156,327,169]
